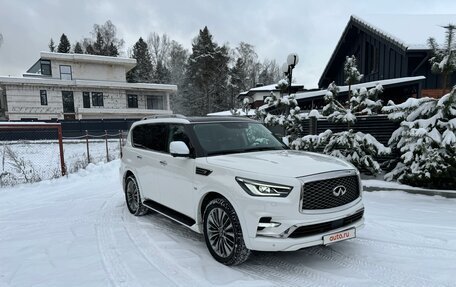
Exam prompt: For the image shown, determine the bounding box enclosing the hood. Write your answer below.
[205,150,355,178]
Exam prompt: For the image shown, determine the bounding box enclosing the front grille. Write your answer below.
[288,209,364,238]
[301,175,360,210]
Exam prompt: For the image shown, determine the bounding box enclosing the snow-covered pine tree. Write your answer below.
[126,37,153,83]
[428,24,456,96]
[291,55,388,175]
[182,27,230,115]
[382,86,456,189]
[49,38,55,52]
[57,34,71,53]
[344,55,363,97]
[258,81,303,142]
[73,42,83,54]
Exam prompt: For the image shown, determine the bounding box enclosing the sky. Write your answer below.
[0,0,455,89]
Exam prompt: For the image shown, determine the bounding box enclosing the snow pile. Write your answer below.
[382,86,456,189]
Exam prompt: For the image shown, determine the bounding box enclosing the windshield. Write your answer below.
[192,122,286,156]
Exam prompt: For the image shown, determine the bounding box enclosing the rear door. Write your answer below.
[131,123,168,202]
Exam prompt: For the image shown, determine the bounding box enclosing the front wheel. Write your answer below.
[203,198,250,265]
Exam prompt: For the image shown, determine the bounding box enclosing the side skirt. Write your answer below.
[143,199,196,227]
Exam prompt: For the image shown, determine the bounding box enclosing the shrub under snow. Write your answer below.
[382,86,456,189]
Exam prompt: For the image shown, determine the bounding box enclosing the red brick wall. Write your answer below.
[422,89,450,99]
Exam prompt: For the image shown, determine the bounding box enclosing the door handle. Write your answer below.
[137,155,142,159]
[159,160,167,166]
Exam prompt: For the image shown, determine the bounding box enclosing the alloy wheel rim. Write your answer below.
[206,207,235,258]
[126,181,139,212]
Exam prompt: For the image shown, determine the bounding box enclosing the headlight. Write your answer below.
[235,177,293,197]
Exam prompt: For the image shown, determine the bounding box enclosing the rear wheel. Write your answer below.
[125,176,148,216]
[203,198,250,265]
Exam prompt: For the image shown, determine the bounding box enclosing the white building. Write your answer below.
[0,52,177,120]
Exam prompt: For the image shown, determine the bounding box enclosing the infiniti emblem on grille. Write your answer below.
[333,185,347,197]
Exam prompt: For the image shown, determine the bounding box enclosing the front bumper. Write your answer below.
[248,217,364,251]
[234,170,365,251]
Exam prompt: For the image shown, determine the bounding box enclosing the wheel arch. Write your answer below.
[123,170,136,191]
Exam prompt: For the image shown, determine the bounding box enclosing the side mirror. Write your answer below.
[169,141,190,157]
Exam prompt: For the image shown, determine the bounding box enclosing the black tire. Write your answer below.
[203,198,250,265]
[125,176,149,216]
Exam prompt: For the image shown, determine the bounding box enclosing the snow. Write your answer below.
[1,160,455,286]
[207,109,256,116]
[293,76,426,101]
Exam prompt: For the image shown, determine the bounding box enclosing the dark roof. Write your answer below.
[318,15,411,88]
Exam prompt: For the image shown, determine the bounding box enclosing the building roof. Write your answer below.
[207,109,256,116]
[318,14,455,87]
[294,76,425,101]
[353,14,455,49]
[40,52,137,71]
[0,76,177,92]
[237,83,305,99]
[256,76,425,110]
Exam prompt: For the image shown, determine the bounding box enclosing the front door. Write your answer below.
[157,124,195,218]
[62,91,75,120]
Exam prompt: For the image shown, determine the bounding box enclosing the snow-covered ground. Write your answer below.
[0,161,455,287]
[0,139,121,185]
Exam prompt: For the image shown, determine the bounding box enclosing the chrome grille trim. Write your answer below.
[298,170,361,214]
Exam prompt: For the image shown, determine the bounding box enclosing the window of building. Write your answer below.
[83,92,91,108]
[127,94,138,108]
[40,60,52,76]
[59,65,72,80]
[40,90,48,105]
[146,95,164,110]
[92,92,104,107]
[364,42,378,75]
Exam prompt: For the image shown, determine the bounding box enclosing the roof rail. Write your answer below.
[141,114,187,120]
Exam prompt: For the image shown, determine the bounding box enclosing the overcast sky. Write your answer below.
[0,0,455,88]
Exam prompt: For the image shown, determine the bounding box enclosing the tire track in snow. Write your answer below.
[122,207,207,287]
[96,195,142,287]
[312,246,446,287]
[239,252,350,287]
[354,237,456,258]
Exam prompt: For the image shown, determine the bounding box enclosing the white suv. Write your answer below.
[120,116,364,265]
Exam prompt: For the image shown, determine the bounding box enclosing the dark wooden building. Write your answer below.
[319,16,456,98]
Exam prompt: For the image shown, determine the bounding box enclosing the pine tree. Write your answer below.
[155,60,171,84]
[49,38,55,52]
[382,87,456,189]
[344,55,363,97]
[57,33,71,53]
[74,42,83,54]
[428,24,456,96]
[182,26,230,115]
[126,37,153,83]
[290,56,388,175]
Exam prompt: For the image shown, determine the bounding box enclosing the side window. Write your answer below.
[168,124,191,152]
[132,125,146,149]
[143,124,168,152]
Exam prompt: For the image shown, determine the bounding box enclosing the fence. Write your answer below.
[0,123,127,186]
[62,130,126,174]
[0,123,66,186]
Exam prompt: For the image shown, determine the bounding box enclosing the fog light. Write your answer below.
[258,222,281,228]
